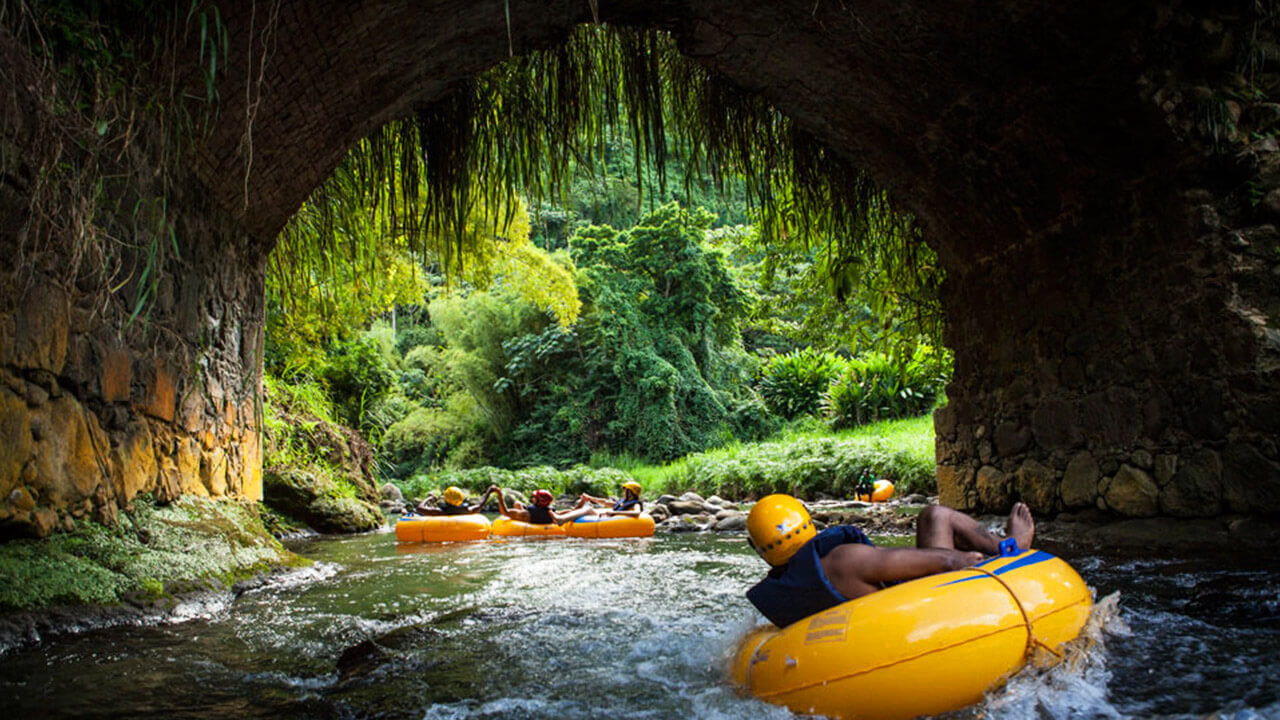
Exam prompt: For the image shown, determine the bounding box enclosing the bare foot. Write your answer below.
[1007,502,1035,550]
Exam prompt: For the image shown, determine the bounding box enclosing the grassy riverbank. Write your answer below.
[399,414,936,501]
[0,496,305,613]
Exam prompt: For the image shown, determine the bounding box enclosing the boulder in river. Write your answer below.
[380,483,405,503]
[264,469,383,534]
[714,514,747,532]
[665,500,709,516]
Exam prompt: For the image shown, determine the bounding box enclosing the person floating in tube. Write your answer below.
[560,481,645,521]
[413,485,494,516]
[489,485,574,525]
[744,494,1035,628]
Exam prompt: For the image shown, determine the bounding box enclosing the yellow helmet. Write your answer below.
[621,481,642,498]
[442,486,466,507]
[746,494,816,566]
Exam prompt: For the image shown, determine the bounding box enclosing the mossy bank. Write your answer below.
[0,495,308,651]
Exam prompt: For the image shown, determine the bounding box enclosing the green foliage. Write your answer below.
[395,465,633,502]
[380,391,489,477]
[759,348,847,419]
[529,132,753,249]
[720,221,944,360]
[825,346,951,429]
[326,23,919,305]
[321,336,397,432]
[643,415,937,499]
[268,166,577,375]
[490,203,764,465]
[263,372,373,505]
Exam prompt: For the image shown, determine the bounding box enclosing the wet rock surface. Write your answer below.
[652,492,932,537]
[264,469,382,534]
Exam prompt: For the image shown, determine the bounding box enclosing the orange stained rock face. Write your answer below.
[142,358,177,422]
[99,346,132,403]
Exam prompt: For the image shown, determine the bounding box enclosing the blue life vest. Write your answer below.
[745,525,875,628]
[612,498,642,512]
[525,503,554,524]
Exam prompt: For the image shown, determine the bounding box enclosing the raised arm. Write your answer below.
[466,487,496,513]
[820,543,984,601]
[489,485,531,522]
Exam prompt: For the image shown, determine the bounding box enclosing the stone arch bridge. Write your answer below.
[1,0,1277,536]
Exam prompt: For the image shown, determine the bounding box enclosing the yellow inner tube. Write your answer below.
[394,513,491,542]
[490,515,568,537]
[856,479,895,503]
[731,549,1092,720]
[565,513,656,538]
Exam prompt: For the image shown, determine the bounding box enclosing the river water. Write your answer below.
[1,526,1278,719]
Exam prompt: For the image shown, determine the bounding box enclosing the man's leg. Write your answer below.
[556,507,597,523]
[916,503,1034,553]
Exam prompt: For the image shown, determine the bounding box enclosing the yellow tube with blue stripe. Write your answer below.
[731,549,1092,720]
[565,513,656,538]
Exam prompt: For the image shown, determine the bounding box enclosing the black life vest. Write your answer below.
[745,525,875,628]
[525,503,554,524]
[439,503,470,516]
[612,498,642,512]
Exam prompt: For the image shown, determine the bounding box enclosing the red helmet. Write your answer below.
[531,489,554,507]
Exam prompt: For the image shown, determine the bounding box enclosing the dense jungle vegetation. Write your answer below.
[262,26,952,502]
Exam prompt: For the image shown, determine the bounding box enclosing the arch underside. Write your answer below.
[1,0,1276,536]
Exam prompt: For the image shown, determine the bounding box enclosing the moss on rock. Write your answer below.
[262,375,384,534]
[0,495,303,613]
[263,468,383,534]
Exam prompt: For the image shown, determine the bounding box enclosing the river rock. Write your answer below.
[264,468,383,534]
[379,483,405,503]
[714,508,742,521]
[1103,464,1159,517]
[660,514,712,532]
[902,493,928,505]
[649,504,669,522]
[714,514,747,531]
[678,491,706,503]
[658,517,693,532]
[665,500,708,516]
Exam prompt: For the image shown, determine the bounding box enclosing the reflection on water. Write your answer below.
[0,527,1277,719]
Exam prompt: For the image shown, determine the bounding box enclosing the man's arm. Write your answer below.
[821,544,984,601]
[465,488,495,513]
[489,486,531,521]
